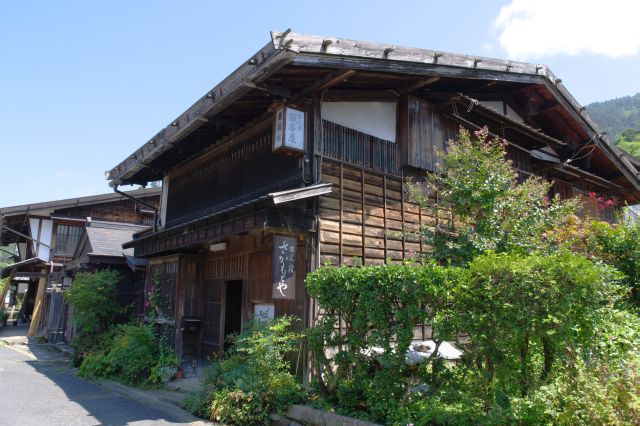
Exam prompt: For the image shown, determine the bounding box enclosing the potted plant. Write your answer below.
[157,365,178,382]
[1,310,8,327]
[150,342,180,383]
[175,366,185,379]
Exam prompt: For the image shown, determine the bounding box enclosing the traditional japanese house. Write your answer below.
[62,219,150,341]
[0,188,160,339]
[106,31,640,370]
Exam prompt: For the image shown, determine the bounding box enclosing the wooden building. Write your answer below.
[106,31,640,367]
[0,188,160,339]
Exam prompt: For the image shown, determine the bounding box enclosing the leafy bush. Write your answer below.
[210,389,269,425]
[78,323,160,385]
[460,250,625,397]
[184,316,305,425]
[149,341,180,383]
[406,127,578,265]
[500,309,640,425]
[586,220,640,306]
[305,262,465,422]
[65,270,121,364]
[305,251,638,424]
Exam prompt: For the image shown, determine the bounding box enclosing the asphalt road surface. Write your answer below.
[0,341,207,426]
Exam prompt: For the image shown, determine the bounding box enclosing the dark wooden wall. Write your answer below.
[56,198,158,225]
[166,130,302,227]
[148,232,308,360]
[398,95,458,173]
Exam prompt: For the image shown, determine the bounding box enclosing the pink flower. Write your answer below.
[474,127,489,139]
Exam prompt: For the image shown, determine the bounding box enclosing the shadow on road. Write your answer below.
[1,324,203,425]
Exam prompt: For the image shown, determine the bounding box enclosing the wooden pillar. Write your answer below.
[28,268,48,337]
[0,269,16,309]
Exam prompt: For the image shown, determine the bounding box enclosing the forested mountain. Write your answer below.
[587,93,640,157]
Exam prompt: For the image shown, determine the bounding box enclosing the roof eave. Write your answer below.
[107,41,296,186]
[107,30,640,192]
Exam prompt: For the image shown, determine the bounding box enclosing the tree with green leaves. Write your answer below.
[406,127,578,265]
[64,270,121,363]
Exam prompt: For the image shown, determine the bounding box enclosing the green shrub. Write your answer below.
[182,389,213,419]
[149,341,180,383]
[502,308,640,425]
[305,251,638,424]
[78,323,160,385]
[460,250,625,397]
[184,316,305,425]
[210,389,269,425]
[305,262,464,422]
[65,270,121,364]
[586,219,640,306]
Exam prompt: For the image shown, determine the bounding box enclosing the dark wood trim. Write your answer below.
[339,164,344,265]
[321,90,399,102]
[399,76,440,94]
[292,54,546,85]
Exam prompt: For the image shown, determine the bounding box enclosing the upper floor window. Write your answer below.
[55,224,83,257]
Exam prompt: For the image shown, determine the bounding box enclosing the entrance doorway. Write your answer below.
[223,280,243,348]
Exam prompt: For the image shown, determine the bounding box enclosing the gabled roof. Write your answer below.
[0,187,161,218]
[65,220,148,271]
[0,188,160,246]
[106,30,640,198]
[78,220,148,258]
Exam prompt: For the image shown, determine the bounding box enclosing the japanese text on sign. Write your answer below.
[272,235,296,299]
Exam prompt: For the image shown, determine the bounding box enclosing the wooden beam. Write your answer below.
[529,100,561,116]
[322,90,399,102]
[312,69,358,94]
[291,69,358,103]
[28,268,47,337]
[210,117,241,129]
[245,81,292,98]
[0,224,51,249]
[399,76,440,94]
[292,54,545,85]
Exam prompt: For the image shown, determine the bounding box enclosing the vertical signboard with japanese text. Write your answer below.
[272,106,305,153]
[272,235,296,299]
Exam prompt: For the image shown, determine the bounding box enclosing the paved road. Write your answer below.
[0,341,207,426]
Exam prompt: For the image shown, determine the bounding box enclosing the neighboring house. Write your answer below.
[63,220,150,342]
[0,188,160,339]
[106,31,640,370]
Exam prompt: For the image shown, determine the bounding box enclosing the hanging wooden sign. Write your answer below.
[273,105,305,153]
[272,235,296,299]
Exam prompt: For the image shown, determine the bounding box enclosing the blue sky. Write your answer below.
[1,0,639,206]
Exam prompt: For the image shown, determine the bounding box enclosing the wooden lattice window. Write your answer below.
[55,224,83,257]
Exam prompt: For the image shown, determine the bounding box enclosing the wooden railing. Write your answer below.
[321,120,399,176]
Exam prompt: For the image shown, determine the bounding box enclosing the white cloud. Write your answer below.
[494,0,640,59]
